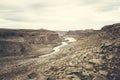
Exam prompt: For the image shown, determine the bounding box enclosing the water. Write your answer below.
[65,37,76,42]
[39,37,76,57]
[51,42,68,54]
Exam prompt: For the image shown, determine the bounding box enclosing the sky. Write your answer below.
[0,0,120,31]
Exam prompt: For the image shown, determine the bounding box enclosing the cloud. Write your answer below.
[79,0,101,5]
[98,3,120,12]
[3,16,29,22]
[0,0,120,30]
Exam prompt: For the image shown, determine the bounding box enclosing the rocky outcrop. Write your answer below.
[66,29,95,39]
[0,29,60,43]
[56,31,67,36]
[101,23,120,39]
[0,23,119,80]
[102,23,120,34]
[0,29,61,57]
[40,23,120,80]
[0,41,31,56]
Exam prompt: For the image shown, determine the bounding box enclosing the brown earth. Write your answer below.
[0,23,120,80]
[0,29,61,57]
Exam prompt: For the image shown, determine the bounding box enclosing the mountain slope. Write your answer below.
[0,29,61,57]
[0,23,120,80]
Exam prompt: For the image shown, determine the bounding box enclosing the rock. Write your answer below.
[84,64,93,70]
[82,71,90,76]
[106,54,114,59]
[66,29,95,39]
[69,61,78,66]
[69,62,74,66]
[0,23,120,80]
[27,72,38,79]
[92,74,108,80]
[0,41,31,56]
[66,75,81,80]
[89,59,103,65]
[99,70,108,76]
[102,23,120,38]
[71,55,76,59]
[0,29,61,57]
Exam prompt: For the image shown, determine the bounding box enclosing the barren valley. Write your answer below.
[0,23,120,80]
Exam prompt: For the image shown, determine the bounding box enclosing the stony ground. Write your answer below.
[0,31,119,80]
[1,23,120,80]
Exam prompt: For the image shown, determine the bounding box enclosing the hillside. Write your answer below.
[0,29,61,57]
[0,23,119,80]
[66,29,96,39]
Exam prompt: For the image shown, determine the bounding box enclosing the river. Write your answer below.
[39,37,76,58]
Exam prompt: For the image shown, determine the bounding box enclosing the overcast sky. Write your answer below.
[0,0,120,30]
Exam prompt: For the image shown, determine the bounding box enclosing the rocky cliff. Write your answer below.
[0,23,119,80]
[35,23,119,80]
[101,23,120,39]
[0,29,61,57]
[66,29,95,39]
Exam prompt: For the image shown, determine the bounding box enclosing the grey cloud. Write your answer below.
[78,0,120,12]
[3,17,28,22]
[0,5,23,13]
[0,0,119,30]
[0,4,31,22]
[1,13,45,22]
[0,5,15,10]
[29,2,57,10]
[79,0,101,5]
[97,1,120,12]
[98,3,120,12]
[31,3,48,8]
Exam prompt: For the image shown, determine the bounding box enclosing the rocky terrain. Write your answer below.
[0,29,61,57]
[66,29,95,39]
[0,23,120,80]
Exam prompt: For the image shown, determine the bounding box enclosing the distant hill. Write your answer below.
[66,29,95,39]
[0,29,61,57]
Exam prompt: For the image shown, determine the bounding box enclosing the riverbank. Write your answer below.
[0,37,77,80]
[0,23,119,80]
[0,34,119,80]
[39,37,76,58]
